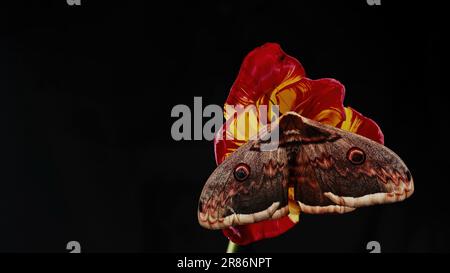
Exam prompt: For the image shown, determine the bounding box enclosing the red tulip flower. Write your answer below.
[214,43,384,246]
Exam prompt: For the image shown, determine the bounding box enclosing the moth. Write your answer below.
[198,112,414,229]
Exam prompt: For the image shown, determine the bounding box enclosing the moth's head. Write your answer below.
[198,141,288,230]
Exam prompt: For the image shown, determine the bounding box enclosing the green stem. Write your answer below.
[226,240,239,253]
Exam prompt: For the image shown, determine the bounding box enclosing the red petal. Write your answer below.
[222,216,296,246]
[292,78,346,126]
[339,107,384,144]
[226,43,305,106]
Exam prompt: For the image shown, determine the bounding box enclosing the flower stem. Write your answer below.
[226,240,239,253]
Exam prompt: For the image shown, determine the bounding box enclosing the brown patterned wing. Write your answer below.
[198,138,291,229]
[278,112,414,214]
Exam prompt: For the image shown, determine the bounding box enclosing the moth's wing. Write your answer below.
[234,142,290,216]
[276,112,414,214]
[198,137,291,229]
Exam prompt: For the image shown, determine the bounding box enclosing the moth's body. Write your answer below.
[198,112,414,229]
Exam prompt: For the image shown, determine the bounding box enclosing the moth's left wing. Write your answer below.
[198,137,291,229]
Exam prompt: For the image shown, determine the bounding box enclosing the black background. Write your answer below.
[0,0,446,252]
